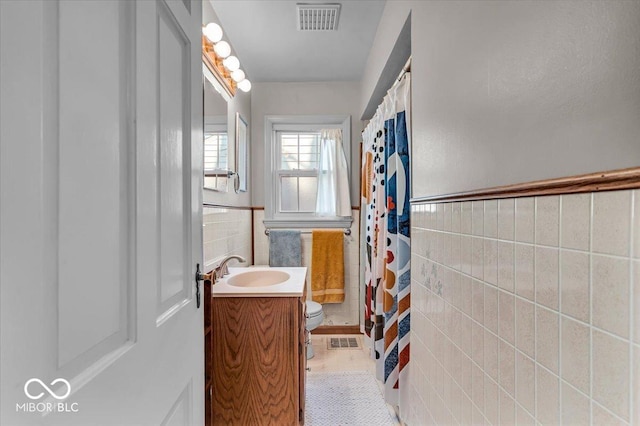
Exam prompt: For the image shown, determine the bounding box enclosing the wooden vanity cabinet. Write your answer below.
[203,278,213,426]
[210,295,307,425]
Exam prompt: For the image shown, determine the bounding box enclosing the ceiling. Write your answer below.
[209,0,386,83]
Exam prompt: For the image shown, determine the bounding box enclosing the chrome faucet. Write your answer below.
[217,255,246,279]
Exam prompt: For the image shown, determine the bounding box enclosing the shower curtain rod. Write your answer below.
[394,57,412,84]
[264,228,351,236]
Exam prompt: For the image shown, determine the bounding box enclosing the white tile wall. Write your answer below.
[203,207,252,272]
[406,189,640,425]
[252,209,360,326]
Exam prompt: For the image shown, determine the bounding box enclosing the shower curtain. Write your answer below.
[361,73,411,408]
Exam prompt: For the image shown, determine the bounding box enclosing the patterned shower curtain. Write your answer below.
[361,73,411,407]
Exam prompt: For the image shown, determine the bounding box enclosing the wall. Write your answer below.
[203,206,252,272]
[410,0,640,198]
[250,81,363,208]
[362,1,640,199]
[203,0,252,209]
[202,1,253,271]
[360,0,640,424]
[202,88,251,208]
[250,81,364,326]
[201,85,252,269]
[253,209,360,326]
[359,1,412,120]
[408,191,639,425]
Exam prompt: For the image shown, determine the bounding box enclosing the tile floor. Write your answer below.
[307,334,374,374]
[307,334,401,425]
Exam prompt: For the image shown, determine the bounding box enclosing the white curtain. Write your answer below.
[316,128,351,217]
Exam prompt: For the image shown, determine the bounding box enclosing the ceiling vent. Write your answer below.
[297,3,341,31]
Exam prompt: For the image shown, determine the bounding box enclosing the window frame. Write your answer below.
[264,115,352,229]
[276,129,321,214]
[203,118,229,191]
[203,129,228,175]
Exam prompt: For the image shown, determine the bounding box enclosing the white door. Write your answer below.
[0,0,204,425]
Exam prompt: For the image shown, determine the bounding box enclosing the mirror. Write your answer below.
[203,64,230,192]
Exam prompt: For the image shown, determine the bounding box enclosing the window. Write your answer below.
[203,121,228,191]
[204,131,228,175]
[277,131,320,213]
[264,115,352,229]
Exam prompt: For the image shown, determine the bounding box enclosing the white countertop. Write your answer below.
[211,266,307,298]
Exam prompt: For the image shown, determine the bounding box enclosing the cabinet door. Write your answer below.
[299,298,307,424]
[204,279,213,425]
[213,297,299,425]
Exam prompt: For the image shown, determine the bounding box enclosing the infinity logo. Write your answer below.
[24,378,71,400]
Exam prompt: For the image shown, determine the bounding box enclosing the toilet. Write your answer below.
[305,301,324,359]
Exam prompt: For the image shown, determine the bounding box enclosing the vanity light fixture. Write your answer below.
[231,69,245,83]
[223,56,240,72]
[237,79,251,93]
[213,40,231,58]
[202,22,251,96]
[203,22,223,43]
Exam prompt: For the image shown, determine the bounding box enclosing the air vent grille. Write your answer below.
[297,3,341,31]
[328,337,360,350]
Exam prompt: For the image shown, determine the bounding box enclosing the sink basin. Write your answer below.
[226,270,290,287]
[213,266,306,297]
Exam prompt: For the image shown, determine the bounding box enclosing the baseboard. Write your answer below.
[313,325,361,335]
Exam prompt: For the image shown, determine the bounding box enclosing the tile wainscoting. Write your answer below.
[406,189,639,425]
[203,206,253,272]
[253,209,361,326]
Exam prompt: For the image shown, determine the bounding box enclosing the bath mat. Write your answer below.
[305,371,398,425]
[328,337,360,350]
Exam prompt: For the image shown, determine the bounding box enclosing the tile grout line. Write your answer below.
[485,198,497,425]
[558,194,563,424]
[416,226,630,340]
[513,198,520,423]
[533,196,538,422]
[415,225,635,262]
[628,190,635,425]
[496,200,508,426]
[493,202,501,426]
[414,195,637,426]
[420,277,539,423]
[589,192,594,426]
[414,238,631,345]
[415,250,631,359]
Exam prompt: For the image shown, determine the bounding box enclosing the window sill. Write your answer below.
[263,217,353,230]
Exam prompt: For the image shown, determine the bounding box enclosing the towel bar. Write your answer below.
[265,228,351,236]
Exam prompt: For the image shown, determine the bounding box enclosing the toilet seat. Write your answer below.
[305,301,324,331]
[304,301,324,359]
[306,301,323,317]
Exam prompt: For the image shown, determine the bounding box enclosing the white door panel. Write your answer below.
[56,0,132,373]
[0,0,204,424]
[157,0,191,321]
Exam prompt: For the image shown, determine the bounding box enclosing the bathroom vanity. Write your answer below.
[206,267,308,425]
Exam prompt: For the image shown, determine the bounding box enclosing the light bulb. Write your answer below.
[237,79,251,92]
[223,56,240,72]
[231,69,245,82]
[213,41,231,58]
[203,23,223,43]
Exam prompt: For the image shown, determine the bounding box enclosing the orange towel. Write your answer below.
[361,151,373,203]
[311,230,345,303]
